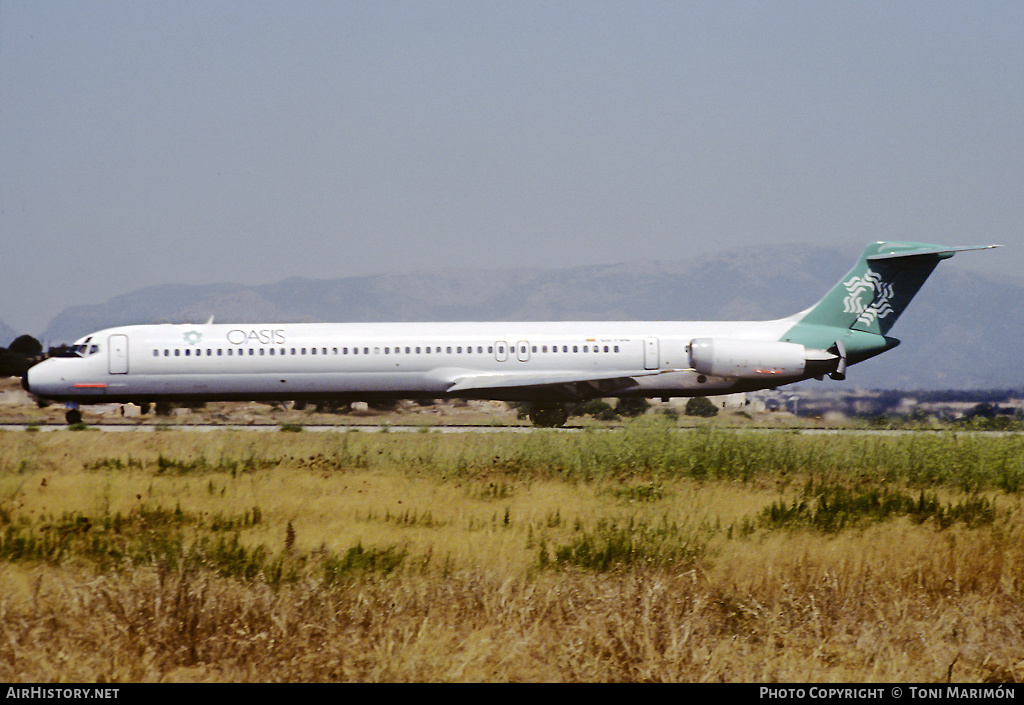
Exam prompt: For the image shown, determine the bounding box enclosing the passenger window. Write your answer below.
[175,349,180,356]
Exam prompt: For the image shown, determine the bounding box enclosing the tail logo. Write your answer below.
[842,270,894,327]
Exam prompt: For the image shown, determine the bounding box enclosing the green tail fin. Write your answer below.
[782,241,997,359]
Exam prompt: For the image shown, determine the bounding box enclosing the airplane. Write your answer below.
[23,241,997,426]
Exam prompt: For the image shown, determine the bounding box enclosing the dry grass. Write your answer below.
[2,556,1023,682]
[1,427,1024,682]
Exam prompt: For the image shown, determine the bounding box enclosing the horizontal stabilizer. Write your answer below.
[866,244,1000,261]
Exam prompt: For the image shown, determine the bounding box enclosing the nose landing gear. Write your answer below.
[65,404,82,425]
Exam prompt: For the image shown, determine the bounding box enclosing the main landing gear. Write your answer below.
[527,402,569,428]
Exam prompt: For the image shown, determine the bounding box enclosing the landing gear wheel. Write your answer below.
[528,403,569,428]
[65,409,82,425]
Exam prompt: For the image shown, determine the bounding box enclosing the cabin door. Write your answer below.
[108,334,129,374]
[643,337,659,370]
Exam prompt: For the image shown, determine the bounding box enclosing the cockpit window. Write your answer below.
[57,342,102,358]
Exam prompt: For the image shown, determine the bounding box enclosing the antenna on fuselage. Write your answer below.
[206,316,215,325]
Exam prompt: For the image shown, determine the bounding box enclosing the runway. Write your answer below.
[3,422,1020,437]
[0,422,541,433]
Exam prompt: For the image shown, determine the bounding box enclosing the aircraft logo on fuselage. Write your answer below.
[226,329,287,345]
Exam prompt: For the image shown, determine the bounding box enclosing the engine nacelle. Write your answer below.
[688,338,834,379]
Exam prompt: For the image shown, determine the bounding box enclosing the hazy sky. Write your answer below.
[2,1,1022,335]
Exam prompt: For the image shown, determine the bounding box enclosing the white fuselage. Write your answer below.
[26,318,803,404]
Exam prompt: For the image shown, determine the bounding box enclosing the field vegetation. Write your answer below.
[2,421,1024,681]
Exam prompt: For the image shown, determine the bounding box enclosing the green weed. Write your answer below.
[537,515,707,572]
[755,481,997,533]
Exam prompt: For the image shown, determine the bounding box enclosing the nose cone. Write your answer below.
[20,359,64,400]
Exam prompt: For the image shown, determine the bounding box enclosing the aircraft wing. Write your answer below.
[443,368,674,400]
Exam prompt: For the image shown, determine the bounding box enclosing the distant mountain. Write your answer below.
[0,320,20,348]
[38,244,1023,390]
